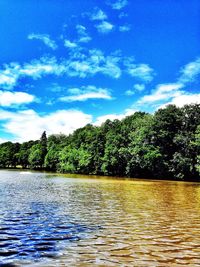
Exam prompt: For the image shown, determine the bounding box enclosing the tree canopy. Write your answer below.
[0,104,199,181]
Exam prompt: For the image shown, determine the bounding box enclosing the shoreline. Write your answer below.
[1,167,199,183]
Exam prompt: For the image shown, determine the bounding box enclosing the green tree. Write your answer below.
[17,140,37,168]
[0,142,20,168]
[59,145,92,173]
[28,143,44,169]
[45,134,68,171]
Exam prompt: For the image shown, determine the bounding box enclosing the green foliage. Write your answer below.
[44,134,69,170]
[28,144,44,169]
[0,104,200,181]
[59,146,92,173]
[0,142,20,168]
[17,140,38,168]
[194,125,200,175]
[125,114,162,178]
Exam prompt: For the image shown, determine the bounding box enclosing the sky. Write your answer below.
[0,0,200,142]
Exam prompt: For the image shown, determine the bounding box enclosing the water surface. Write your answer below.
[0,170,200,266]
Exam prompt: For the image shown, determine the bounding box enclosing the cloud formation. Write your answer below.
[0,109,92,142]
[64,40,78,49]
[0,50,124,89]
[59,85,112,102]
[119,25,131,32]
[96,21,114,34]
[76,25,92,43]
[134,84,145,91]
[136,82,200,109]
[28,33,57,50]
[125,60,155,82]
[178,58,200,84]
[0,90,35,107]
[138,83,183,104]
[135,57,200,109]
[108,0,128,10]
[90,9,107,21]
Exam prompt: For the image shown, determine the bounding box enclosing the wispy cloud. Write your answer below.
[178,58,200,84]
[20,57,64,78]
[0,109,92,142]
[125,60,155,82]
[0,57,64,90]
[66,49,122,78]
[135,57,200,109]
[0,51,156,89]
[90,8,107,21]
[96,21,114,34]
[138,83,183,105]
[28,33,57,50]
[125,84,145,96]
[76,25,91,43]
[107,0,128,10]
[125,89,135,96]
[0,63,20,89]
[119,25,131,32]
[134,84,145,91]
[136,82,200,108]
[59,85,112,102]
[64,39,78,48]
[0,90,35,107]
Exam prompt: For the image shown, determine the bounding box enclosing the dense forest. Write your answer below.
[0,104,200,181]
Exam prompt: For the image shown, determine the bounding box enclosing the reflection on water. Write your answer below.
[0,170,200,266]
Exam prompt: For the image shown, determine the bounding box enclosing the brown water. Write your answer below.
[0,170,200,266]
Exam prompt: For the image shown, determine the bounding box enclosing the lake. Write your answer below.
[0,170,200,266]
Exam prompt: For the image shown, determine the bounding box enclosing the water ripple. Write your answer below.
[0,202,96,265]
[1,171,200,266]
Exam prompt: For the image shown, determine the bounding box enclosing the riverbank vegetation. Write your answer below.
[0,104,200,181]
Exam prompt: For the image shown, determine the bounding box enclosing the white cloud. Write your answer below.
[162,92,200,108]
[0,50,122,88]
[0,90,35,107]
[94,108,136,126]
[108,0,128,10]
[125,60,155,82]
[0,138,9,144]
[76,25,91,43]
[125,89,134,96]
[134,84,145,91]
[0,50,155,89]
[178,58,200,84]
[20,57,64,78]
[0,63,20,89]
[96,21,114,34]
[135,58,200,108]
[138,83,183,104]
[136,82,200,109]
[0,49,121,89]
[64,40,77,48]
[0,57,66,90]
[66,49,122,79]
[90,9,107,21]
[0,109,92,142]
[59,85,112,102]
[119,25,131,32]
[28,33,57,50]
[125,84,145,96]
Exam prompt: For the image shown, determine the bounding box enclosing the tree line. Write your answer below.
[0,104,200,181]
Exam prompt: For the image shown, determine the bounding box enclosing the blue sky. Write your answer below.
[0,0,200,142]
